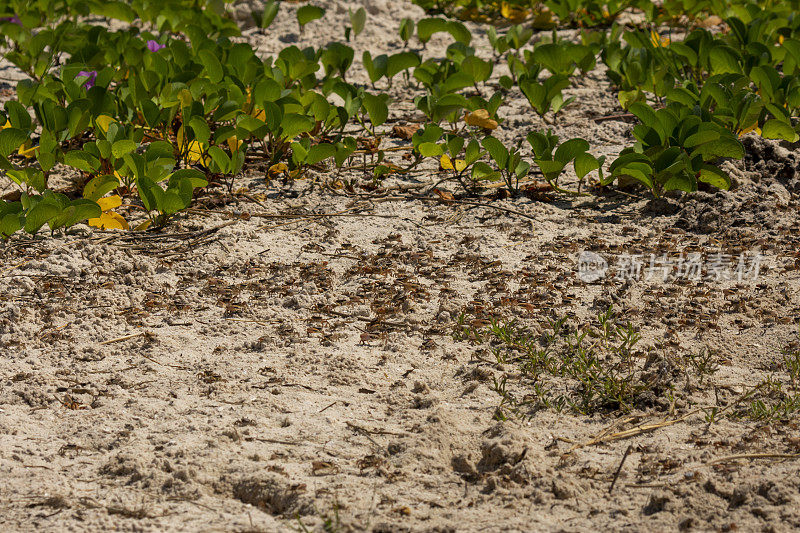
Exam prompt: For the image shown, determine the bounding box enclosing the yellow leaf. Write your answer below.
[134,220,151,231]
[18,142,38,158]
[739,123,761,137]
[268,162,288,178]
[187,141,210,165]
[779,34,785,45]
[177,125,211,165]
[97,195,122,212]
[252,108,266,121]
[227,136,243,152]
[440,154,454,171]
[454,159,467,172]
[95,115,115,134]
[650,31,669,48]
[1,120,11,129]
[178,89,193,108]
[88,211,129,230]
[465,109,498,130]
[501,2,528,23]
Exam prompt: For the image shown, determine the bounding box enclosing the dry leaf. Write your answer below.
[268,162,288,178]
[433,188,455,203]
[523,181,554,193]
[697,15,722,28]
[465,109,498,130]
[311,460,339,476]
[391,124,420,140]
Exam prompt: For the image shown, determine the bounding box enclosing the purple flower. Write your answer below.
[0,15,21,25]
[146,40,165,52]
[76,70,98,90]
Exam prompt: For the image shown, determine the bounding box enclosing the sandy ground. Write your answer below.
[2,1,800,531]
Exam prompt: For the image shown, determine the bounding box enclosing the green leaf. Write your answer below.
[535,159,565,179]
[417,18,449,44]
[63,199,101,227]
[709,46,742,75]
[0,128,27,157]
[554,138,590,165]
[24,201,60,233]
[198,49,224,83]
[362,93,389,128]
[297,5,325,29]
[471,161,499,181]
[526,131,551,159]
[574,153,600,179]
[683,130,720,148]
[533,43,574,76]
[83,174,120,202]
[280,113,314,140]
[64,150,100,173]
[137,175,157,212]
[399,18,414,43]
[158,189,187,215]
[307,143,335,165]
[91,1,136,22]
[761,119,799,142]
[349,7,366,36]
[628,103,659,130]
[464,139,481,166]
[446,21,471,45]
[4,100,31,130]
[363,52,387,83]
[662,171,697,193]
[446,135,464,159]
[168,169,208,189]
[698,164,731,190]
[0,212,23,237]
[418,142,443,157]
[261,1,279,29]
[207,146,231,173]
[481,137,508,168]
[461,56,492,84]
[112,139,137,159]
[237,115,268,135]
[694,137,744,160]
[386,52,420,79]
[189,116,212,146]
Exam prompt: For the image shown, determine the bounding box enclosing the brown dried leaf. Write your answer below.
[392,124,420,140]
[433,188,455,203]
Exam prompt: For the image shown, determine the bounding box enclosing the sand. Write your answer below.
[1,1,800,531]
